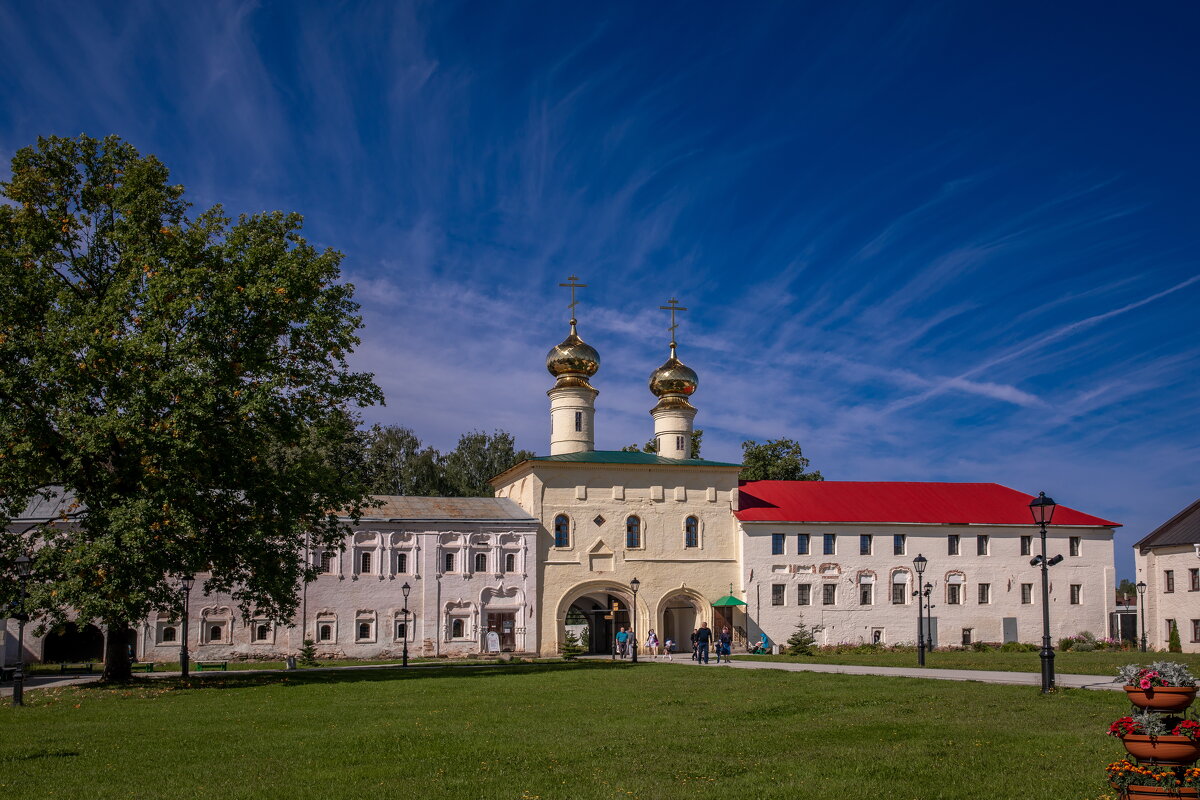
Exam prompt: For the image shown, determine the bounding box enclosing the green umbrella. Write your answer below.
[711,594,747,607]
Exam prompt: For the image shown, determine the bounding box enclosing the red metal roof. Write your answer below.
[735,481,1120,527]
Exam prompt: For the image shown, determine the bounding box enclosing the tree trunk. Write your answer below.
[102,619,132,682]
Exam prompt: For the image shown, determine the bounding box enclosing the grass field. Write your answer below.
[1,661,1130,800]
[732,649,1200,676]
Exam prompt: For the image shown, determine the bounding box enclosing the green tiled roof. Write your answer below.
[529,450,741,468]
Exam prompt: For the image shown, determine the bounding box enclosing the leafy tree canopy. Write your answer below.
[739,438,823,482]
[0,134,382,680]
[361,425,533,498]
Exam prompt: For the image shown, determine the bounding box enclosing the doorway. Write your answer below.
[42,622,105,663]
[488,612,517,651]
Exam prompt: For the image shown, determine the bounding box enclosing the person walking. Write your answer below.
[716,626,732,664]
[615,626,629,659]
[663,637,675,661]
[645,629,660,658]
[690,628,700,661]
[695,622,712,664]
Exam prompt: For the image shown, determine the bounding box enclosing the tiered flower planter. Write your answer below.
[1127,687,1200,714]
[1112,673,1200,799]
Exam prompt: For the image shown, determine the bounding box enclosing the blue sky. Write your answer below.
[2,1,1197,577]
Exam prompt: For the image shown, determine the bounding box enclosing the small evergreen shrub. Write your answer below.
[560,629,585,660]
[1000,641,1038,653]
[299,639,318,667]
[1170,621,1183,653]
[786,616,824,656]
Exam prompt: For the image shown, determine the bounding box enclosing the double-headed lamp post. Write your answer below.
[11,555,32,707]
[179,574,195,679]
[401,582,411,668]
[1137,580,1148,652]
[1029,492,1062,693]
[630,578,640,664]
[912,554,928,666]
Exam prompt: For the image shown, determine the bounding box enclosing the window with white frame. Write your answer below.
[1021,583,1033,604]
[396,552,409,574]
[1070,584,1082,605]
[1020,535,1032,556]
[359,551,372,574]
[554,515,570,548]
[893,534,906,556]
[356,615,376,642]
[450,617,469,640]
[203,620,228,643]
[1069,536,1081,557]
[823,534,836,555]
[797,584,811,605]
[892,572,908,604]
[316,616,336,642]
[474,552,487,573]
[946,575,964,605]
[859,535,872,555]
[159,625,177,644]
[859,575,874,605]
[797,533,810,555]
[320,551,335,573]
[771,584,785,606]
[822,584,837,605]
[947,534,960,556]
[626,516,642,548]
[978,583,991,604]
[771,533,785,555]
[444,552,455,573]
[976,535,989,556]
[252,622,272,643]
[505,553,516,573]
[685,516,699,548]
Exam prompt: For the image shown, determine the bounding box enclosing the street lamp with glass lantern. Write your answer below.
[912,554,928,666]
[401,582,411,668]
[10,555,32,707]
[1029,491,1061,693]
[1136,580,1147,652]
[630,578,640,664]
[179,574,195,679]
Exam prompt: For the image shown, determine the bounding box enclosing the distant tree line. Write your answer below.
[359,425,535,498]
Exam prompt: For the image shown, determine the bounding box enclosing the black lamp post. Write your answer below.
[630,578,640,664]
[912,554,928,665]
[401,582,411,668]
[1136,580,1147,652]
[179,574,195,679]
[1029,491,1060,693]
[11,555,32,708]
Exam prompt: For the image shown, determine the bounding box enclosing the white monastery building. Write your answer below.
[1134,499,1200,652]
[3,281,1123,664]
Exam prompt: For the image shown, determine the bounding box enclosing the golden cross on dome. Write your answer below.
[659,297,687,344]
[559,275,587,322]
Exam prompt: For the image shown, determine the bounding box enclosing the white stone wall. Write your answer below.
[495,461,744,656]
[1135,544,1200,652]
[741,522,1116,648]
[133,521,539,663]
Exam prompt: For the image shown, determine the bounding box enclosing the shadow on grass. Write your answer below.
[87,659,637,694]
[0,749,81,762]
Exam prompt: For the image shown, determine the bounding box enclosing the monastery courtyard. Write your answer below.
[1,660,1123,800]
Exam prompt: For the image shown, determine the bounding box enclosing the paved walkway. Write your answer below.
[640,655,1122,690]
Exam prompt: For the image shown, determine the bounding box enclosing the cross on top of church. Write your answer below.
[659,297,687,345]
[559,275,587,323]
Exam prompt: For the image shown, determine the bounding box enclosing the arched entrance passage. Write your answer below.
[42,622,105,663]
[657,590,706,653]
[558,582,634,656]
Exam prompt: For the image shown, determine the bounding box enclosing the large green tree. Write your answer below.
[0,135,381,681]
[361,424,449,496]
[442,430,535,497]
[739,438,824,482]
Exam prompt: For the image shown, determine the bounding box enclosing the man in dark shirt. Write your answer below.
[695,622,712,664]
[689,628,700,661]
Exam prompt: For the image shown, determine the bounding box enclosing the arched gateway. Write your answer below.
[558,582,634,655]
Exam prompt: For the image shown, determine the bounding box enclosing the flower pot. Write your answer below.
[1126,686,1198,712]
[1123,735,1200,765]
[1125,785,1200,799]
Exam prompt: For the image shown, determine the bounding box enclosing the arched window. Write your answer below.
[554,515,570,548]
[162,626,177,643]
[358,622,371,640]
[685,516,699,548]
[396,552,408,574]
[318,624,333,642]
[359,551,372,574]
[209,625,222,642]
[505,553,516,573]
[320,552,335,573]
[475,553,487,573]
[255,624,269,641]
[444,552,455,573]
[626,516,641,548]
[452,619,464,638]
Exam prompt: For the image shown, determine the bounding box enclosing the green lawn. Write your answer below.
[732,649,1200,677]
[27,655,556,674]
[1,661,1129,799]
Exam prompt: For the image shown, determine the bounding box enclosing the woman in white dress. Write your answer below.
[645,629,660,657]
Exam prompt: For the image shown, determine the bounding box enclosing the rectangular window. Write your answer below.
[320,552,335,573]
[1021,583,1033,604]
[1020,535,1032,556]
[893,534,906,556]
[947,584,961,605]
[823,534,836,555]
[962,628,973,646]
[359,551,372,574]
[976,535,989,556]
[1070,584,1082,605]
[1192,620,1200,643]
[574,411,582,432]
[1191,569,1199,592]
[396,552,408,574]
[797,585,811,605]
[396,622,408,641]
[797,534,810,555]
[822,584,836,605]
[1069,536,1081,557]
[444,552,455,573]
[947,534,960,556]
[978,583,991,604]
[860,534,872,555]
[891,582,906,604]
[771,584,785,606]
[860,584,873,605]
[1166,570,1176,593]
[771,533,785,555]
[676,435,685,451]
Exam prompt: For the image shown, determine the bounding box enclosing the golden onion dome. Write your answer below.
[649,344,698,397]
[546,322,600,378]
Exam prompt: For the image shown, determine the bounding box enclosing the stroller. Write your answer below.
[748,635,771,655]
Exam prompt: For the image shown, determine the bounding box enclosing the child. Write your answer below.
[663,638,675,660]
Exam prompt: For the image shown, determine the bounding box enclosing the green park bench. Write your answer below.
[59,662,96,674]
[0,665,16,682]
[130,662,154,673]
[195,661,228,672]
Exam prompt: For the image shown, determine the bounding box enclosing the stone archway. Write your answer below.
[557,581,635,656]
[656,588,708,654]
[42,621,105,663]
